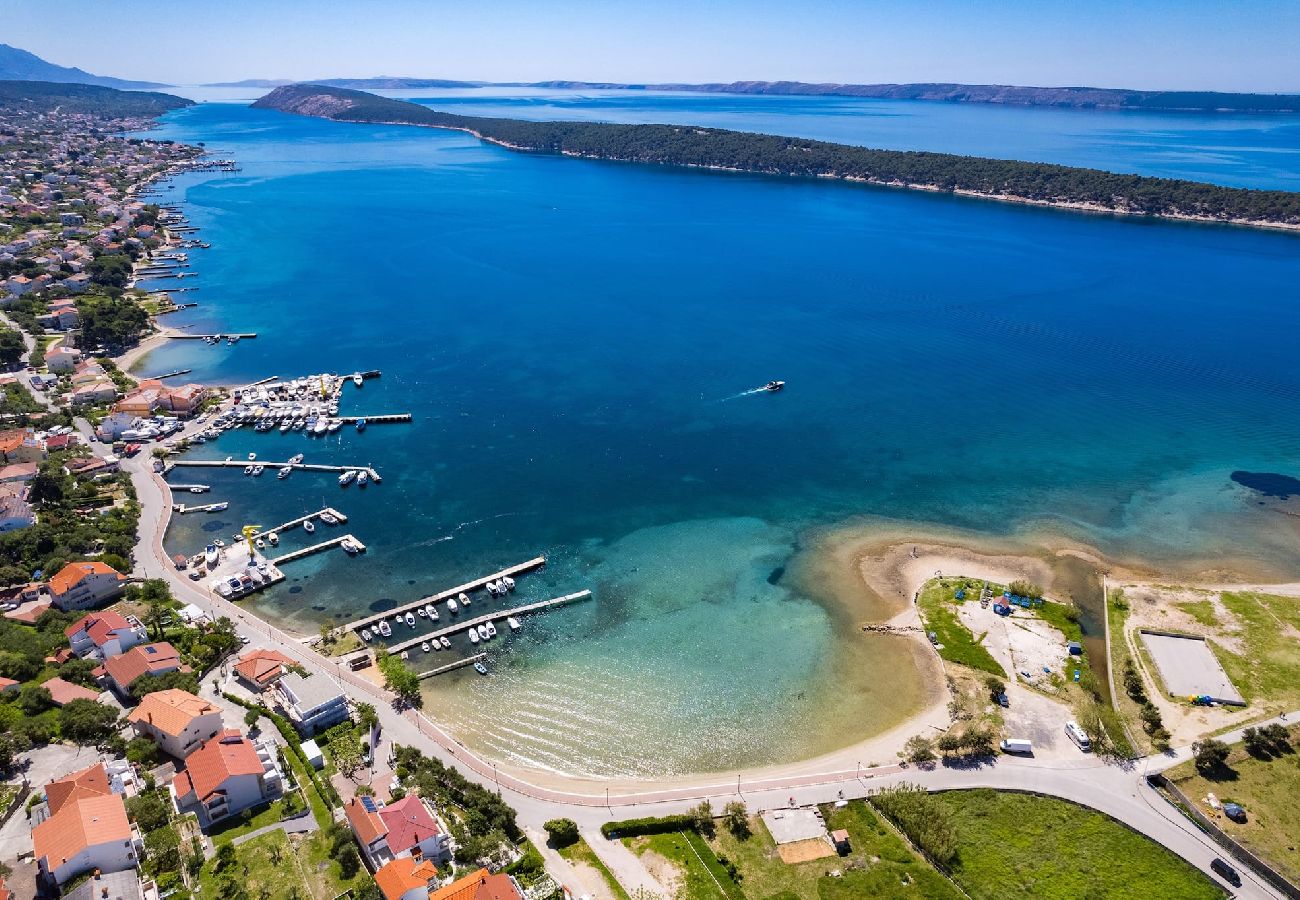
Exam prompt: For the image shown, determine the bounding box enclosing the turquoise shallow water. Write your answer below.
[144,102,1300,777]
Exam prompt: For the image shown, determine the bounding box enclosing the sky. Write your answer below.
[6,0,1299,92]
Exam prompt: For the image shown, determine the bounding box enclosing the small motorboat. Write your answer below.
[404,612,416,627]
[417,607,428,618]
[356,418,366,432]
[424,603,436,618]
[204,544,220,568]
[277,466,292,479]
[400,650,409,660]
[458,592,469,607]
[477,624,490,640]
[255,538,265,550]
[304,520,316,534]
[486,581,500,598]
[252,464,264,476]
[352,373,363,387]
[432,639,442,651]
[503,576,516,591]
[341,538,359,555]
[279,422,291,433]
[190,487,205,494]
[209,502,228,512]
[248,452,257,461]
[320,512,338,525]
[447,598,459,613]
[468,628,479,645]
[507,616,521,631]
[289,453,304,465]
[440,636,450,649]
[377,620,393,638]
[244,465,254,475]
[485,621,497,638]
[474,662,488,675]
[313,419,328,435]
[392,614,403,626]
[339,470,356,486]
[361,628,372,642]
[357,470,369,486]
[214,539,226,548]
[764,380,785,392]
[422,641,431,653]
[267,532,279,546]
[327,419,342,433]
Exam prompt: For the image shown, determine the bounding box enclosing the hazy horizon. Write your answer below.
[5,0,1299,94]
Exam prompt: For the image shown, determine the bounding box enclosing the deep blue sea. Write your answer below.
[142,96,1300,778]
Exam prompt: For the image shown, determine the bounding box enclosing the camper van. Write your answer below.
[1000,738,1033,755]
[1065,721,1092,751]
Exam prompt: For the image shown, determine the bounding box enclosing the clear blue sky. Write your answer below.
[7,0,1298,92]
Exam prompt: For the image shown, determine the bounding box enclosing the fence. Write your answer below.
[1152,774,1300,899]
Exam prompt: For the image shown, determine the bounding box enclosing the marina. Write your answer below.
[345,556,548,635]
[384,590,593,655]
[256,507,349,536]
[169,459,381,480]
[270,533,367,565]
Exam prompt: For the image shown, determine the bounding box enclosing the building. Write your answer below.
[345,793,452,870]
[232,648,293,691]
[427,868,523,900]
[32,765,140,887]
[47,561,128,611]
[65,610,147,659]
[0,462,38,484]
[276,671,349,735]
[46,345,82,373]
[374,857,440,900]
[0,428,45,464]
[41,676,103,707]
[63,870,147,900]
[171,729,282,827]
[0,488,34,532]
[126,688,223,759]
[0,676,18,694]
[101,642,190,696]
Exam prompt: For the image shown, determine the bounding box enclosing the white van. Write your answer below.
[1000,738,1033,755]
[1065,721,1092,751]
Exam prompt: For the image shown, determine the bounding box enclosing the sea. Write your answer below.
[140,89,1300,779]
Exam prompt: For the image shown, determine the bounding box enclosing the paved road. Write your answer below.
[102,399,1287,900]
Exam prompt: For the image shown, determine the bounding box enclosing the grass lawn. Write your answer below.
[1164,723,1300,884]
[559,838,631,900]
[1175,600,1220,628]
[1107,589,1156,755]
[206,797,288,846]
[916,579,1006,677]
[708,801,963,900]
[199,827,371,899]
[625,831,740,900]
[1215,592,1300,707]
[933,789,1223,900]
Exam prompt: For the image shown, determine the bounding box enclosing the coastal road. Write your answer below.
[112,432,1286,900]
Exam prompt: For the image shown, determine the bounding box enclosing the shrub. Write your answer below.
[1192,738,1231,775]
[871,783,956,867]
[600,814,696,839]
[901,734,937,764]
[543,817,579,848]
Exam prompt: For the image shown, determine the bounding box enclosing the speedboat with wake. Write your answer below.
[764,380,785,392]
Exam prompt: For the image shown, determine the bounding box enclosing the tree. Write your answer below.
[214,842,237,874]
[126,736,162,766]
[244,708,262,729]
[356,702,378,732]
[1192,738,1231,775]
[336,843,361,879]
[984,675,1006,699]
[130,668,200,700]
[901,734,937,764]
[58,656,100,688]
[543,817,579,848]
[0,329,24,368]
[690,800,715,838]
[375,651,421,705]
[127,790,172,831]
[722,801,750,838]
[59,698,120,745]
[17,684,53,716]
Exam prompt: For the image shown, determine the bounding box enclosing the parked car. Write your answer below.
[1210,857,1241,887]
[1222,802,1247,823]
[995,692,1009,708]
[1000,738,1033,754]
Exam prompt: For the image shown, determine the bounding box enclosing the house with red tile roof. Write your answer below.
[427,868,522,900]
[374,857,440,900]
[65,610,147,660]
[0,676,18,694]
[126,688,223,759]
[32,765,140,887]
[47,561,127,611]
[232,648,293,691]
[171,729,282,828]
[0,462,38,484]
[41,676,103,707]
[0,427,44,464]
[344,793,451,870]
[101,642,189,696]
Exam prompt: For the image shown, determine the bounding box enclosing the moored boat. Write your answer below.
[424,603,436,618]
[507,616,521,631]
[352,373,363,387]
[477,624,490,640]
[339,469,356,486]
[468,628,479,644]
[447,598,459,613]
[377,620,392,638]
[503,576,516,591]
[440,636,450,649]
[474,662,488,675]
[252,464,264,476]
[277,466,292,479]
[244,465,254,475]
[485,621,497,638]
[404,612,416,627]
[422,641,431,652]
[417,607,427,618]
[304,519,316,533]
[361,628,372,642]
[356,418,366,432]
[357,470,369,485]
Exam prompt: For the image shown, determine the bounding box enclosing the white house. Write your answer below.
[276,671,350,735]
[47,561,127,611]
[64,610,147,659]
[126,688,224,759]
[32,764,141,887]
[171,730,282,827]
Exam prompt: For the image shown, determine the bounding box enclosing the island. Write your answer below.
[0,80,192,117]
[253,83,1300,232]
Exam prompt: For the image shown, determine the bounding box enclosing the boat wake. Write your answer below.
[716,381,785,402]
[418,512,526,546]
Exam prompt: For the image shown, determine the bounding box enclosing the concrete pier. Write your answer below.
[271,534,366,565]
[385,590,591,655]
[169,460,379,480]
[339,414,412,424]
[416,652,487,679]
[345,557,547,635]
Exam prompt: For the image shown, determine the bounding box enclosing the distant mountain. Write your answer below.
[0,81,192,117]
[202,78,295,88]
[0,43,168,90]
[246,73,1300,113]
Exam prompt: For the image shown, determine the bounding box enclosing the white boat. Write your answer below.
[244,465,254,475]
[267,532,279,546]
[400,650,408,660]
[392,614,403,626]
[304,520,316,534]
[209,502,228,512]
[352,373,363,387]
[424,603,436,619]
[440,637,450,649]
[214,539,226,548]
[279,422,291,433]
[320,512,338,525]
[474,662,488,675]
[503,576,516,591]
[357,470,369,486]
[404,612,416,627]
[327,419,342,433]
[252,464,264,476]
[422,641,431,652]
[477,624,490,640]
[432,639,442,651]
[447,598,459,613]
[361,628,372,642]
[248,452,256,460]
[507,617,521,631]
[277,466,291,479]
[255,538,265,550]
[486,581,499,598]
[289,453,304,464]
[313,420,327,435]
[468,629,479,645]
[377,620,392,638]
[417,607,427,618]
[485,621,497,638]
[339,470,356,486]
[204,544,219,568]
[461,592,471,607]
[215,580,232,597]
[190,487,205,494]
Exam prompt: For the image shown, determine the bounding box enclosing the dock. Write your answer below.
[169,460,380,479]
[338,414,412,424]
[345,557,547,634]
[172,502,227,514]
[271,534,365,566]
[168,483,210,492]
[417,653,487,679]
[258,507,348,537]
[167,333,257,340]
[155,369,193,379]
[386,591,591,655]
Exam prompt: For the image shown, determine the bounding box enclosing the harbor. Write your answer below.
[384,590,592,655]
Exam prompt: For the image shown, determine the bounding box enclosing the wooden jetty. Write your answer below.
[168,332,257,340]
[271,534,365,565]
[261,507,348,536]
[417,653,487,680]
[169,459,380,479]
[345,557,547,635]
[339,414,412,424]
[386,591,591,655]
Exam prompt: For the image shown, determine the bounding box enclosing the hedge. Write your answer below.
[600,814,696,839]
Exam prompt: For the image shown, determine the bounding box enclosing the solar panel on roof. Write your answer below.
[360,795,378,813]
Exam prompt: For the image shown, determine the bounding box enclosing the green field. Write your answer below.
[916,579,1006,677]
[1165,724,1300,885]
[624,831,743,900]
[932,790,1223,900]
[1215,592,1300,707]
[707,801,963,900]
[559,838,631,900]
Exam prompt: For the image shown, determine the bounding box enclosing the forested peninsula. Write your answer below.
[253,84,1300,231]
[0,80,192,116]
